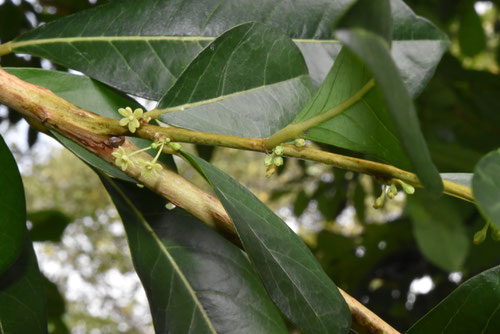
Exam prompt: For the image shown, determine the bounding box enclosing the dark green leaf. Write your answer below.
[458,0,486,57]
[337,0,392,44]
[182,152,351,334]
[0,239,48,334]
[473,149,500,230]
[28,210,72,242]
[158,22,313,138]
[100,175,287,334]
[8,0,447,99]
[0,135,25,274]
[407,265,500,334]
[4,68,175,180]
[406,191,469,272]
[336,29,443,194]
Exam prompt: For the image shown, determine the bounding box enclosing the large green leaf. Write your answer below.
[182,152,351,334]
[406,192,469,272]
[0,135,26,274]
[4,68,175,181]
[0,136,47,333]
[335,29,443,193]
[294,47,410,169]
[473,149,500,230]
[0,239,48,334]
[100,175,287,334]
[5,0,447,99]
[158,22,313,138]
[407,265,500,334]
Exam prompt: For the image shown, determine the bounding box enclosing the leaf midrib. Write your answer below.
[10,36,445,50]
[104,176,217,334]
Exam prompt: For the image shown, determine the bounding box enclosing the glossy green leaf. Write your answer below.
[407,265,500,334]
[4,68,175,181]
[294,47,410,169]
[0,239,48,334]
[27,209,72,242]
[441,173,473,188]
[0,137,47,332]
[406,191,469,272]
[100,175,287,334]
[336,29,443,193]
[158,22,313,138]
[473,149,500,230]
[182,152,351,334]
[0,135,26,274]
[7,0,447,99]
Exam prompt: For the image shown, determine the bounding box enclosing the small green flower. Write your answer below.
[264,155,274,167]
[387,183,398,199]
[373,185,387,209]
[294,138,306,148]
[112,146,134,171]
[138,159,163,178]
[118,107,144,133]
[273,156,283,167]
[273,145,284,156]
[473,222,489,244]
[169,142,182,151]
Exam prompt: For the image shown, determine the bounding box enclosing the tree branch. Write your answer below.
[0,67,450,334]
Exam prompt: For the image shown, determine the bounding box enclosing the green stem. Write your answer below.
[0,42,12,56]
[152,142,164,163]
[126,145,151,157]
[264,79,375,149]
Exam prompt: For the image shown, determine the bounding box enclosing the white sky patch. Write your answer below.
[475,1,493,14]
[448,271,463,284]
[406,275,435,310]
[409,275,434,294]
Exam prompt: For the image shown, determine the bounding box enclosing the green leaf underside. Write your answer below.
[0,240,47,334]
[407,265,500,334]
[406,192,469,272]
[336,29,443,194]
[473,149,500,230]
[10,0,447,100]
[100,175,287,334]
[4,68,175,181]
[0,136,26,274]
[182,152,351,334]
[440,173,473,188]
[158,22,313,138]
[295,47,410,169]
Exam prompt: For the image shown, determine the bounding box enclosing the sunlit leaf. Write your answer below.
[158,22,313,138]
[6,0,447,99]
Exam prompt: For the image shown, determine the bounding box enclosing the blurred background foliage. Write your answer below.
[1,0,500,333]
